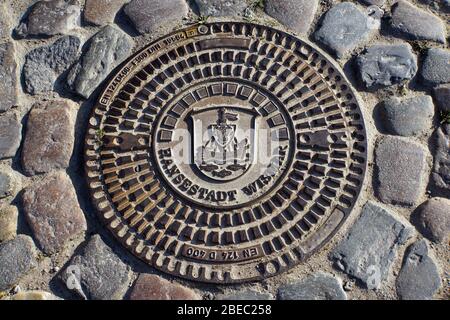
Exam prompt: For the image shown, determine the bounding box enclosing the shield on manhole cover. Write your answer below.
[84,22,368,283]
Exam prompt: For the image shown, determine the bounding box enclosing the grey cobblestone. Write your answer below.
[421,48,450,86]
[390,0,446,43]
[15,0,81,38]
[0,235,37,291]
[378,96,434,137]
[278,273,347,300]
[22,100,76,175]
[331,201,414,289]
[124,0,188,35]
[314,2,377,58]
[23,35,81,94]
[61,235,131,300]
[374,136,427,206]
[356,44,417,89]
[396,240,441,300]
[414,197,450,244]
[265,0,318,35]
[67,25,133,98]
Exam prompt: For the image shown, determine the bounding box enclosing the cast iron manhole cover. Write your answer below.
[85,22,368,283]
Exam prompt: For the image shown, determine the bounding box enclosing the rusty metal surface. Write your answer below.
[84,22,368,283]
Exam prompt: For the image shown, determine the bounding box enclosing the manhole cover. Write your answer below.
[85,22,368,283]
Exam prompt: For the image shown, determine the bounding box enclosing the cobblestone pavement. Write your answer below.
[0,0,448,300]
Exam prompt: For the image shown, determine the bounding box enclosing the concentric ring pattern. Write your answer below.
[84,22,368,283]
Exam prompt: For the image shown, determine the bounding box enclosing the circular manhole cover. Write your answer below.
[85,22,368,283]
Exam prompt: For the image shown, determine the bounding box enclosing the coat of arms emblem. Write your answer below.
[191,107,258,181]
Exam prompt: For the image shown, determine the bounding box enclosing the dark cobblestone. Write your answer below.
[0,235,37,291]
[23,36,80,94]
[356,44,417,89]
[332,201,414,289]
[396,240,441,300]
